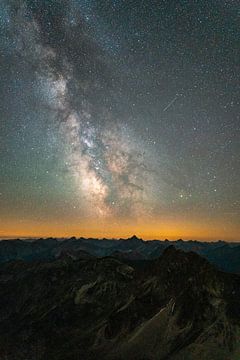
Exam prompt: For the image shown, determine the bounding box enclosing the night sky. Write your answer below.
[0,0,239,240]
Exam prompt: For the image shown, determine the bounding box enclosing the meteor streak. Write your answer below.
[163,94,179,112]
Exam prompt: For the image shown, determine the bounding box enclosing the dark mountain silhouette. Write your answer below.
[204,244,240,274]
[0,236,240,274]
[0,246,240,359]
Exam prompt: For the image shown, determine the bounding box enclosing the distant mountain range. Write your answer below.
[0,235,240,274]
[0,245,240,359]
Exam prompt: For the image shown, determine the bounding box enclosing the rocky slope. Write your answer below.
[0,246,239,359]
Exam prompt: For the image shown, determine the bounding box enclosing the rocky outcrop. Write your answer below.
[0,248,239,359]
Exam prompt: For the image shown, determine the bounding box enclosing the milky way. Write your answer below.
[14,1,158,219]
[63,115,157,217]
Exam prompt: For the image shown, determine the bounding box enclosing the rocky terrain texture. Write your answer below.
[0,246,240,360]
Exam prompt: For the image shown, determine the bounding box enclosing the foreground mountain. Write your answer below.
[1,236,240,274]
[0,247,240,359]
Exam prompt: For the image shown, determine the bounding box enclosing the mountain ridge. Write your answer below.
[0,236,240,274]
[0,246,240,359]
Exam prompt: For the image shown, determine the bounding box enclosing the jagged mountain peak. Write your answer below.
[126,234,142,242]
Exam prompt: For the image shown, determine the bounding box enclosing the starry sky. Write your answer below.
[0,0,239,240]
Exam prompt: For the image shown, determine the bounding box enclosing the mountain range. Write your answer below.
[0,236,240,274]
[0,244,240,359]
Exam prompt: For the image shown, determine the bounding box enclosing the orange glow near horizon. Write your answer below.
[1,215,239,242]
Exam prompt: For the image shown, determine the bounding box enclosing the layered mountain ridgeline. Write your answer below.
[0,246,240,360]
[1,236,240,274]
